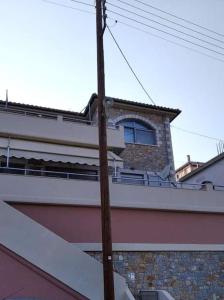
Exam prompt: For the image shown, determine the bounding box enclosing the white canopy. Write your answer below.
[0,137,123,167]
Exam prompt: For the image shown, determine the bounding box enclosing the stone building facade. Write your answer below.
[90,251,224,300]
[90,94,180,177]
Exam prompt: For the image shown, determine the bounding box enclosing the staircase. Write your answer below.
[0,200,135,300]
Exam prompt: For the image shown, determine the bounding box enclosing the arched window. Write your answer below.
[118,119,156,145]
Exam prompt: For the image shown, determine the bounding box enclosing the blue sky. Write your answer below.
[0,0,224,168]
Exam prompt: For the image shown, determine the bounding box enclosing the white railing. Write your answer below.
[214,185,224,191]
[0,167,99,181]
[1,166,224,192]
[112,175,224,191]
[0,106,120,129]
[0,106,93,124]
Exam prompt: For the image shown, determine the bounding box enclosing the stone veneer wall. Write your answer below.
[107,106,174,172]
[88,251,224,300]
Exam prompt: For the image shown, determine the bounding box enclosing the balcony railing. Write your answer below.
[0,110,125,149]
[0,106,120,127]
[112,175,224,191]
[0,167,99,181]
[0,106,86,123]
[1,166,223,192]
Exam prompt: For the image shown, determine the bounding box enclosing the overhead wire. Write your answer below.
[107,10,224,57]
[41,0,95,14]
[106,8,224,141]
[40,0,224,144]
[111,0,224,44]
[171,125,224,142]
[107,3,224,51]
[41,0,224,62]
[108,18,224,64]
[131,0,224,38]
[68,0,94,7]
[106,25,156,105]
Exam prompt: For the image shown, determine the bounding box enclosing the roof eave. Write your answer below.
[87,94,181,122]
[179,152,224,182]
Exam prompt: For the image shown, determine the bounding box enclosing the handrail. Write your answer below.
[112,175,221,191]
[1,167,224,191]
[0,107,119,128]
[0,166,99,180]
[0,106,57,119]
[0,106,93,124]
[213,185,224,191]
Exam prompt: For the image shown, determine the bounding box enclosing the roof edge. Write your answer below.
[179,152,224,182]
[87,94,181,121]
[0,93,181,122]
[175,161,204,173]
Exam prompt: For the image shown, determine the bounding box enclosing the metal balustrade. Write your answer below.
[112,175,224,191]
[0,166,99,181]
[0,106,119,128]
[213,185,224,191]
[0,166,223,192]
[0,106,92,124]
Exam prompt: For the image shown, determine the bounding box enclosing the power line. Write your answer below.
[107,18,224,143]
[131,0,224,38]
[68,0,94,7]
[107,3,224,51]
[107,26,224,141]
[41,0,224,62]
[39,0,224,146]
[107,10,224,57]
[171,125,224,142]
[106,25,156,105]
[112,0,224,45]
[41,0,95,13]
[109,18,224,64]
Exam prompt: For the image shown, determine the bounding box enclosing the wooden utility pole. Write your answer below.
[96,0,115,299]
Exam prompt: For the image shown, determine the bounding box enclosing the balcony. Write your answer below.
[0,168,223,213]
[0,110,125,150]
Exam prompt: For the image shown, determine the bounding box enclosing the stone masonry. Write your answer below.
[92,103,175,173]
[108,107,170,172]
[89,251,224,300]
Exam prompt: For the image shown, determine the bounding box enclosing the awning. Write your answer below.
[0,138,123,167]
[8,149,123,167]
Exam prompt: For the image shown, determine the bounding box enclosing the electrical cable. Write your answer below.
[108,18,224,63]
[41,0,224,62]
[40,0,224,153]
[107,10,224,57]
[171,125,224,142]
[112,0,224,44]
[107,3,224,51]
[131,0,224,38]
[41,0,95,13]
[36,0,224,147]
[108,18,224,144]
[68,0,94,7]
[106,25,156,105]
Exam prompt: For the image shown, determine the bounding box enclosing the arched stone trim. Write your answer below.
[110,114,160,146]
[111,114,157,130]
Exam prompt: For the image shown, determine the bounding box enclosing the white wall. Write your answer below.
[1,173,224,213]
[0,111,125,149]
[184,159,224,186]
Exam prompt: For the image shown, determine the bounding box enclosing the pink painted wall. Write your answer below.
[12,204,224,244]
[0,244,86,300]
